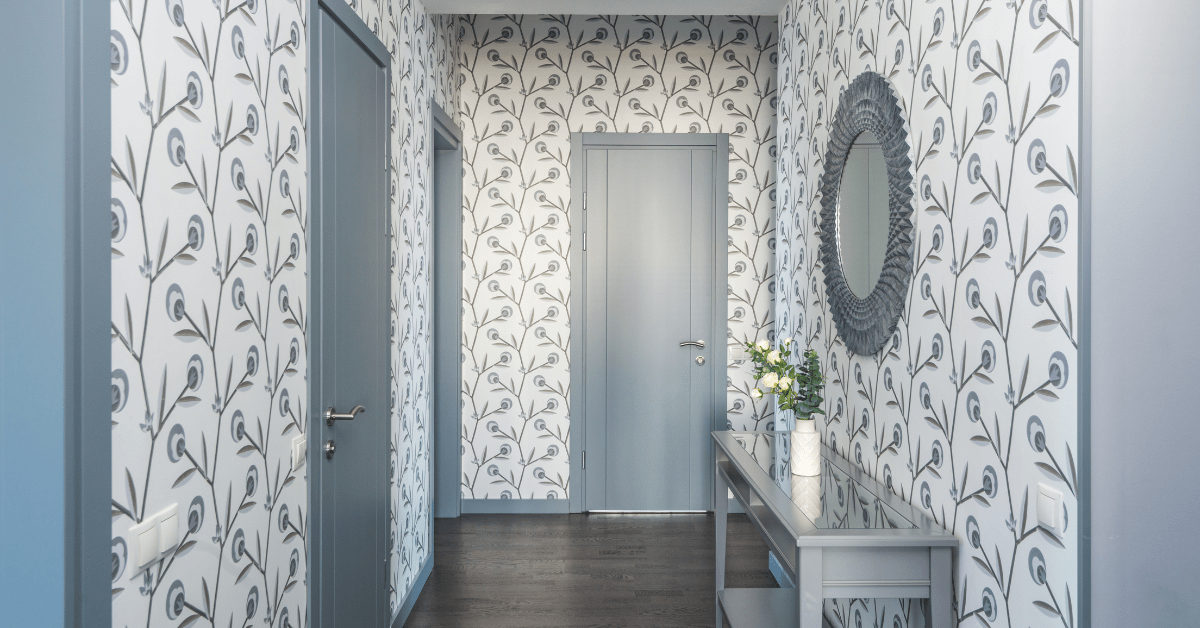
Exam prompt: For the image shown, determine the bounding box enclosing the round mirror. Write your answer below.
[836,131,890,298]
[817,70,914,356]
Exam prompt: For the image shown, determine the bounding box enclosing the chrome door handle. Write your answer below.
[325,405,365,426]
[679,340,705,348]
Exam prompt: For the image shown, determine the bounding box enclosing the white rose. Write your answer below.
[756,340,770,351]
[751,388,763,399]
[767,350,781,364]
[779,376,793,389]
[761,372,780,389]
[783,337,792,346]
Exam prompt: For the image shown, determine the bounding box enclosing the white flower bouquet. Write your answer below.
[745,338,826,421]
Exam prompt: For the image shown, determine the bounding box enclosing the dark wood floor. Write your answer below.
[403,513,778,628]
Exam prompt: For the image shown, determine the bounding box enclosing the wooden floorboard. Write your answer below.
[402,513,778,628]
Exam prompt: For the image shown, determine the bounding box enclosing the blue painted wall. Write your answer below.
[1,1,109,624]
[0,2,69,624]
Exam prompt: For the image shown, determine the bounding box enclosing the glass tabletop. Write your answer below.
[728,431,917,530]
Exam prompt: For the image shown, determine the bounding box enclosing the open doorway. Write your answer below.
[431,101,463,519]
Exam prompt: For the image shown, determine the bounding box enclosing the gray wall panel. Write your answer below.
[1089,2,1200,625]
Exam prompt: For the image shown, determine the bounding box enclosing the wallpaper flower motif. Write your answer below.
[111,0,310,626]
[112,0,457,625]
[457,14,778,499]
[775,1,1079,626]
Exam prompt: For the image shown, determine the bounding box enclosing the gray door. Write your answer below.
[583,145,716,511]
[310,2,389,626]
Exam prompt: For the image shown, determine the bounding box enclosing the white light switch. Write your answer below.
[158,513,179,553]
[729,345,747,364]
[137,527,160,567]
[128,503,179,575]
[292,435,307,471]
[1037,483,1062,530]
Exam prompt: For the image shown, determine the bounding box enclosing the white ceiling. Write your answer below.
[424,0,785,15]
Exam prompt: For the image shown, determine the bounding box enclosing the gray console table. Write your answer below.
[713,431,957,628]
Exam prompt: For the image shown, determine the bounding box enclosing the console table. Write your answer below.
[713,431,957,628]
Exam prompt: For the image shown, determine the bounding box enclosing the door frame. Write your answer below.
[3,0,110,623]
[307,0,392,623]
[568,133,729,514]
[431,100,463,519]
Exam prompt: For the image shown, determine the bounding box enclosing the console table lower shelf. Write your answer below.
[713,431,958,628]
[718,588,835,628]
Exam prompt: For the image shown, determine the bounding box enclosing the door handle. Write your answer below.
[325,405,365,426]
[679,340,705,348]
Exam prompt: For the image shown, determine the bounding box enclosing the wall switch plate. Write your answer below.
[292,435,307,471]
[1037,483,1063,530]
[128,503,179,575]
[729,345,747,363]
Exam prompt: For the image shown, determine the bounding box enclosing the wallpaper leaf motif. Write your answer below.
[457,14,779,499]
[775,0,1078,626]
[112,0,457,624]
[111,0,309,626]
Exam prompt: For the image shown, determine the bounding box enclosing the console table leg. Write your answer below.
[715,463,727,627]
[796,547,823,627]
[928,547,952,628]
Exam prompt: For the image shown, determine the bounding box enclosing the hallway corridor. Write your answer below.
[403,514,777,627]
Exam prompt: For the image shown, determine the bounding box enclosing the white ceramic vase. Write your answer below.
[790,419,821,477]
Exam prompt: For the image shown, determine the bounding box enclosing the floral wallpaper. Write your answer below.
[340,0,459,613]
[457,14,778,499]
[775,0,1079,627]
[110,0,309,626]
[111,0,457,624]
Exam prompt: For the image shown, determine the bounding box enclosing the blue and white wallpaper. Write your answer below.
[111,0,310,625]
[110,2,1079,624]
[775,0,1079,626]
[110,0,457,624]
[456,14,779,499]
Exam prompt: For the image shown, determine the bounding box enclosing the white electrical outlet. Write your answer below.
[1037,483,1063,531]
[292,435,308,471]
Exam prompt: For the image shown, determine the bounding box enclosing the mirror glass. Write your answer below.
[836,131,890,298]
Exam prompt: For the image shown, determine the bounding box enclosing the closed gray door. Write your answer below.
[313,5,389,626]
[584,147,714,511]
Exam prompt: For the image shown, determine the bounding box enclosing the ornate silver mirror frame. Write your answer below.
[819,71,915,355]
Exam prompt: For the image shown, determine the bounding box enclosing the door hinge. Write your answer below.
[581,192,588,251]
[582,450,586,469]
